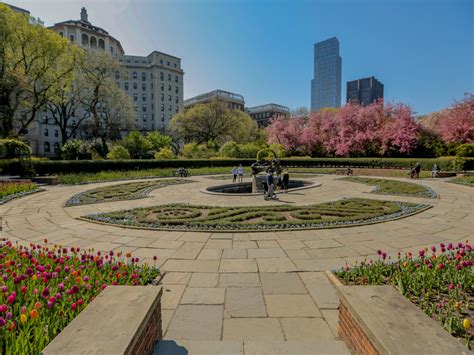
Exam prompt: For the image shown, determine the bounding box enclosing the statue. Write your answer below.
[250,149,283,192]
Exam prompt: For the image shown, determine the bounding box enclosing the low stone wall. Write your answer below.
[42,286,163,355]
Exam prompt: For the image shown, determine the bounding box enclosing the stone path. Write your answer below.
[1,175,473,354]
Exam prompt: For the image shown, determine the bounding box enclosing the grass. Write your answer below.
[82,198,429,231]
[449,176,474,187]
[335,243,473,349]
[0,181,38,200]
[340,176,437,198]
[65,179,190,206]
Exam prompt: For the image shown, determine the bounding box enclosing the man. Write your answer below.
[414,163,421,179]
[238,164,244,183]
[265,170,274,200]
[282,170,289,193]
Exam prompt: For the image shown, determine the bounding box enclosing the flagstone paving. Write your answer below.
[1,174,473,354]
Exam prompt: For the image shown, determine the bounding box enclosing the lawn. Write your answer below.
[0,239,159,353]
[65,179,190,206]
[335,243,473,349]
[340,176,438,198]
[83,198,429,231]
[449,176,474,187]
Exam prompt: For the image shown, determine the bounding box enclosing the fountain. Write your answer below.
[250,148,282,193]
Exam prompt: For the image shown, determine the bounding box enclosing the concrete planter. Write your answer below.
[325,271,468,355]
[41,286,163,355]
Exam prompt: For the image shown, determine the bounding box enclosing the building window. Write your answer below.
[125,82,129,90]
[175,76,178,83]
[167,74,171,81]
[142,72,146,81]
[160,72,164,81]
[98,38,105,50]
[168,95,172,101]
[168,105,172,111]
[69,35,74,42]
[54,142,60,153]
[168,85,171,91]
[142,105,147,112]
[133,71,137,79]
[175,107,179,113]
[142,83,146,90]
[161,104,164,112]
[111,46,114,53]
[133,83,137,90]
[142,94,146,101]
[44,128,49,137]
[44,142,50,153]
[167,61,170,66]
[175,87,179,94]
[90,36,97,48]
[160,94,164,100]
[151,83,153,89]
[160,83,164,91]
[59,31,63,37]
[142,114,147,121]
[81,34,89,46]
[125,71,129,79]
[161,114,164,122]
[160,59,163,65]
[151,93,154,100]
[174,63,177,68]
[175,97,179,104]
[115,71,120,79]
[54,129,59,137]
[133,93,138,101]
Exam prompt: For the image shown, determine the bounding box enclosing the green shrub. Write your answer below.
[154,148,175,160]
[122,131,152,159]
[106,145,131,160]
[146,132,172,152]
[180,143,216,159]
[60,140,92,160]
[0,138,31,158]
[456,143,474,158]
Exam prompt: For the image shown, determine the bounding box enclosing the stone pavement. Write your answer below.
[1,175,473,354]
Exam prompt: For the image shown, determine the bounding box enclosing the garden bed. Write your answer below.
[82,198,430,232]
[334,242,473,349]
[0,180,44,205]
[340,176,438,198]
[449,176,474,187]
[65,179,191,206]
[0,239,160,353]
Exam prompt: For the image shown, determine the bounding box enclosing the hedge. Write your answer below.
[1,157,472,176]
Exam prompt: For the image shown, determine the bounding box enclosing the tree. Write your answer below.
[0,4,77,137]
[107,145,130,160]
[79,51,135,142]
[122,131,152,159]
[154,147,175,159]
[180,143,215,159]
[146,131,172,152]
[435,94,474,144]
[267,116,304,154]
[170,99,258,147]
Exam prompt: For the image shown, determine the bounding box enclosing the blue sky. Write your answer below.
[5,0,473,114]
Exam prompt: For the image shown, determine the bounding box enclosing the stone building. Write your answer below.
[246,104,290,126]
[184,90,245,111]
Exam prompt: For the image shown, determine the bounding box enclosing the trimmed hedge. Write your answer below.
[1,157,472,176]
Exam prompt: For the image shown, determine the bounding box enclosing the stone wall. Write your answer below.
[130,295,163,354]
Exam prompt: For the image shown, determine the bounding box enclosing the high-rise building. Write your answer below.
[346,77,384,106]
[246,104,290,126]
[184,90,245,111]
[310,37,342,111]
[23,8,183,156]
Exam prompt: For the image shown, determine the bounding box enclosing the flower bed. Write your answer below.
[0,239,159,353]
[340,176,438,198]
[0,181,41,204]
[335,242,473,349]
[65,179,191,206]
[82,198,430,232]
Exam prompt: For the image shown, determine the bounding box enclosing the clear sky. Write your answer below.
[4,0,473,114]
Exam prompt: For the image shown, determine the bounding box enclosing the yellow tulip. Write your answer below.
[32,275,37,281]
[20,314,27,324]
[454,302,461,310]
[402,261,408,267]
[463,319,471,329]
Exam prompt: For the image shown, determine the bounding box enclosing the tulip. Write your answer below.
[20,314,27,324]
[0,304,7,313]
[0,317,5,327]
[463,319,471,329]
[34,302,42,310]
[5,312,12,320]
[30,309,38,319]
[71,303,77,311]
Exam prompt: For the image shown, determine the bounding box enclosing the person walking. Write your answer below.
[265,170,275,200]
[238,164,244,183]
[231,166,238,183]
[282,170,289,193]
[414,163,421,179]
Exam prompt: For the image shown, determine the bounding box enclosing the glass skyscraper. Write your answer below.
[311,37,342,111]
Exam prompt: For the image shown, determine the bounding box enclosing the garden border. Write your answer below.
[78,202,432,233]
[0,188,45,205]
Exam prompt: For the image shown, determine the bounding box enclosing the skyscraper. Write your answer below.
[311,37,342,111]
[346,77,384,106]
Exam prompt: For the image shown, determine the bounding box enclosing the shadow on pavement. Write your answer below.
[153,340,188,355]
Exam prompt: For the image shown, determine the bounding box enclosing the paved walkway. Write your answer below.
[1,175,473,354]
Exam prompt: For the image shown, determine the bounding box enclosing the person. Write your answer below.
[346,167,353,176]
[238,164,244,183]
[231,166,238,183]
[275,175,281,192]
[409,166,416,179]
[431,164,441,178]
[282,170,289,193]
[265,170,275,200]
[414,163,421,179]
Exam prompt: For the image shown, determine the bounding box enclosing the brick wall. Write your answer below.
[338,301,379,355]
[130,297,163,355]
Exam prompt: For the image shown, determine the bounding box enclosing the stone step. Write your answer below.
[154,340,350,355]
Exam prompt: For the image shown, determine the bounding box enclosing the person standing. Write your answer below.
[238,164,244,183]
[231,166,238,183]
[414,163,421,179]
[431,164,440,178]
[265,170,274,200]
[282,170,289,193]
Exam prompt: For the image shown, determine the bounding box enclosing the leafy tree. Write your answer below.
[122,131,152,159]
[0,4,77,137]
[154,147,175,159]
[180,143,215,159]
[170,99,258,147]
[106,145,130,160]
[456,143,474,157]
[146,131,172,152]
[60,139,91,160]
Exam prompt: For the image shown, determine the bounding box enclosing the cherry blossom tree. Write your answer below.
[267,116,304,153]
[436,94,474,144]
